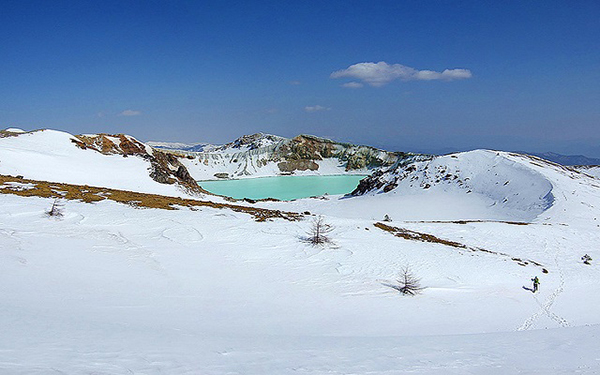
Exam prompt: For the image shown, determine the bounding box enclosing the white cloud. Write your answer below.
[304,105,331,112]
[331,61,472,87]
[289,80,301,85]
[119,109,142,116]
[342,81,364,89]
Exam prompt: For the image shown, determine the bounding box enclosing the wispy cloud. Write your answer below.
[119,109,142,116]
[289,80,301,85]
[304,105,331,112]
[331,61,472,87]
[342,81,364,89]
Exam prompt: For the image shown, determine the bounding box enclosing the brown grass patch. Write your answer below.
[404,219,530,226]
[374,222,546,271]
[0,174,303,222]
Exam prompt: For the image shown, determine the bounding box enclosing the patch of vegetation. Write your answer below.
[404,219,530,226]
[374,222,546,271]
[304,215,334,245]
[0,174,303,222]
[384,266,423,296]
[45,198,64,218]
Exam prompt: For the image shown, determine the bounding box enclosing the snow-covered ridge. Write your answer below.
[167,133,403,180]
[0,129,204,197]
[574,165,600,179]
[350,150,600,221]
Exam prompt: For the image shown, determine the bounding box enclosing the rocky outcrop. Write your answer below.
[169,133,403,179]
[273,134,401,172]
[277,160,319,172]
[72,133,148,156]
[72,134,205,194]
[277,135,336,160]
[0,129,28,138]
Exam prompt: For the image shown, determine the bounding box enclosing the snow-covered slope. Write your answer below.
[0,129,202,197]
[1,174,600,372]
[2,131,600,373]
[575,165,600,179]
[326,150,599,222]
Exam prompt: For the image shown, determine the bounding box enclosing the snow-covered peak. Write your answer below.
[351,149,600,222]
[217,132,287,153]
[3,127,26,133]
[574,165,600,179]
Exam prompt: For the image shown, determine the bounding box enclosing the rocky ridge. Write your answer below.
[72,133,205,194]
[162,133,408,180]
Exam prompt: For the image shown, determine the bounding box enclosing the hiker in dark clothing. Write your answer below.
[532,276,540,293]
[582,254,592,265]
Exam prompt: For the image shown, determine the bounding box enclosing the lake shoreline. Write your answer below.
[198,174,368,201]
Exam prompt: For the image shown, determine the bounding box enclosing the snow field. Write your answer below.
[1,189,600,373]
[1,130,600,373]
[0,130,192,198]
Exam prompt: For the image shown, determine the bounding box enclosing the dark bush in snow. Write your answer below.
[305,216,333,245]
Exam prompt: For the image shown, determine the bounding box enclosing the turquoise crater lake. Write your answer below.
[199,175,367,201]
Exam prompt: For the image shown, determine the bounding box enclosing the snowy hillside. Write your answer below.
[1,130,600,373]
[575,165,600,179]
[0,129,203,197]
[306,149,599,223]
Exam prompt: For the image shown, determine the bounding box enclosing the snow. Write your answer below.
[0,181,36,190]
[1,133,600,373]
[0,129,193,198]
[576,165,600,179]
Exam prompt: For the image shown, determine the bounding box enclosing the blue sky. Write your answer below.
[1,1,599,156]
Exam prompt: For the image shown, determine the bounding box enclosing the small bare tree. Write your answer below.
[305,215,333,245]
[388,266,423,296]
[45,198,64,218]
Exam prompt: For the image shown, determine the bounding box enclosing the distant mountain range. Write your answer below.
[152,140,600,167]
[417,147,600,166]
[518,152,600,166]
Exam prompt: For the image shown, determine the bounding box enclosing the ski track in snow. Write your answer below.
[518,238,570,331]
[0,229,27,265]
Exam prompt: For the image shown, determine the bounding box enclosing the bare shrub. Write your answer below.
[387,266,423,296]
[305,215,333,245]
[45,198,64,218]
